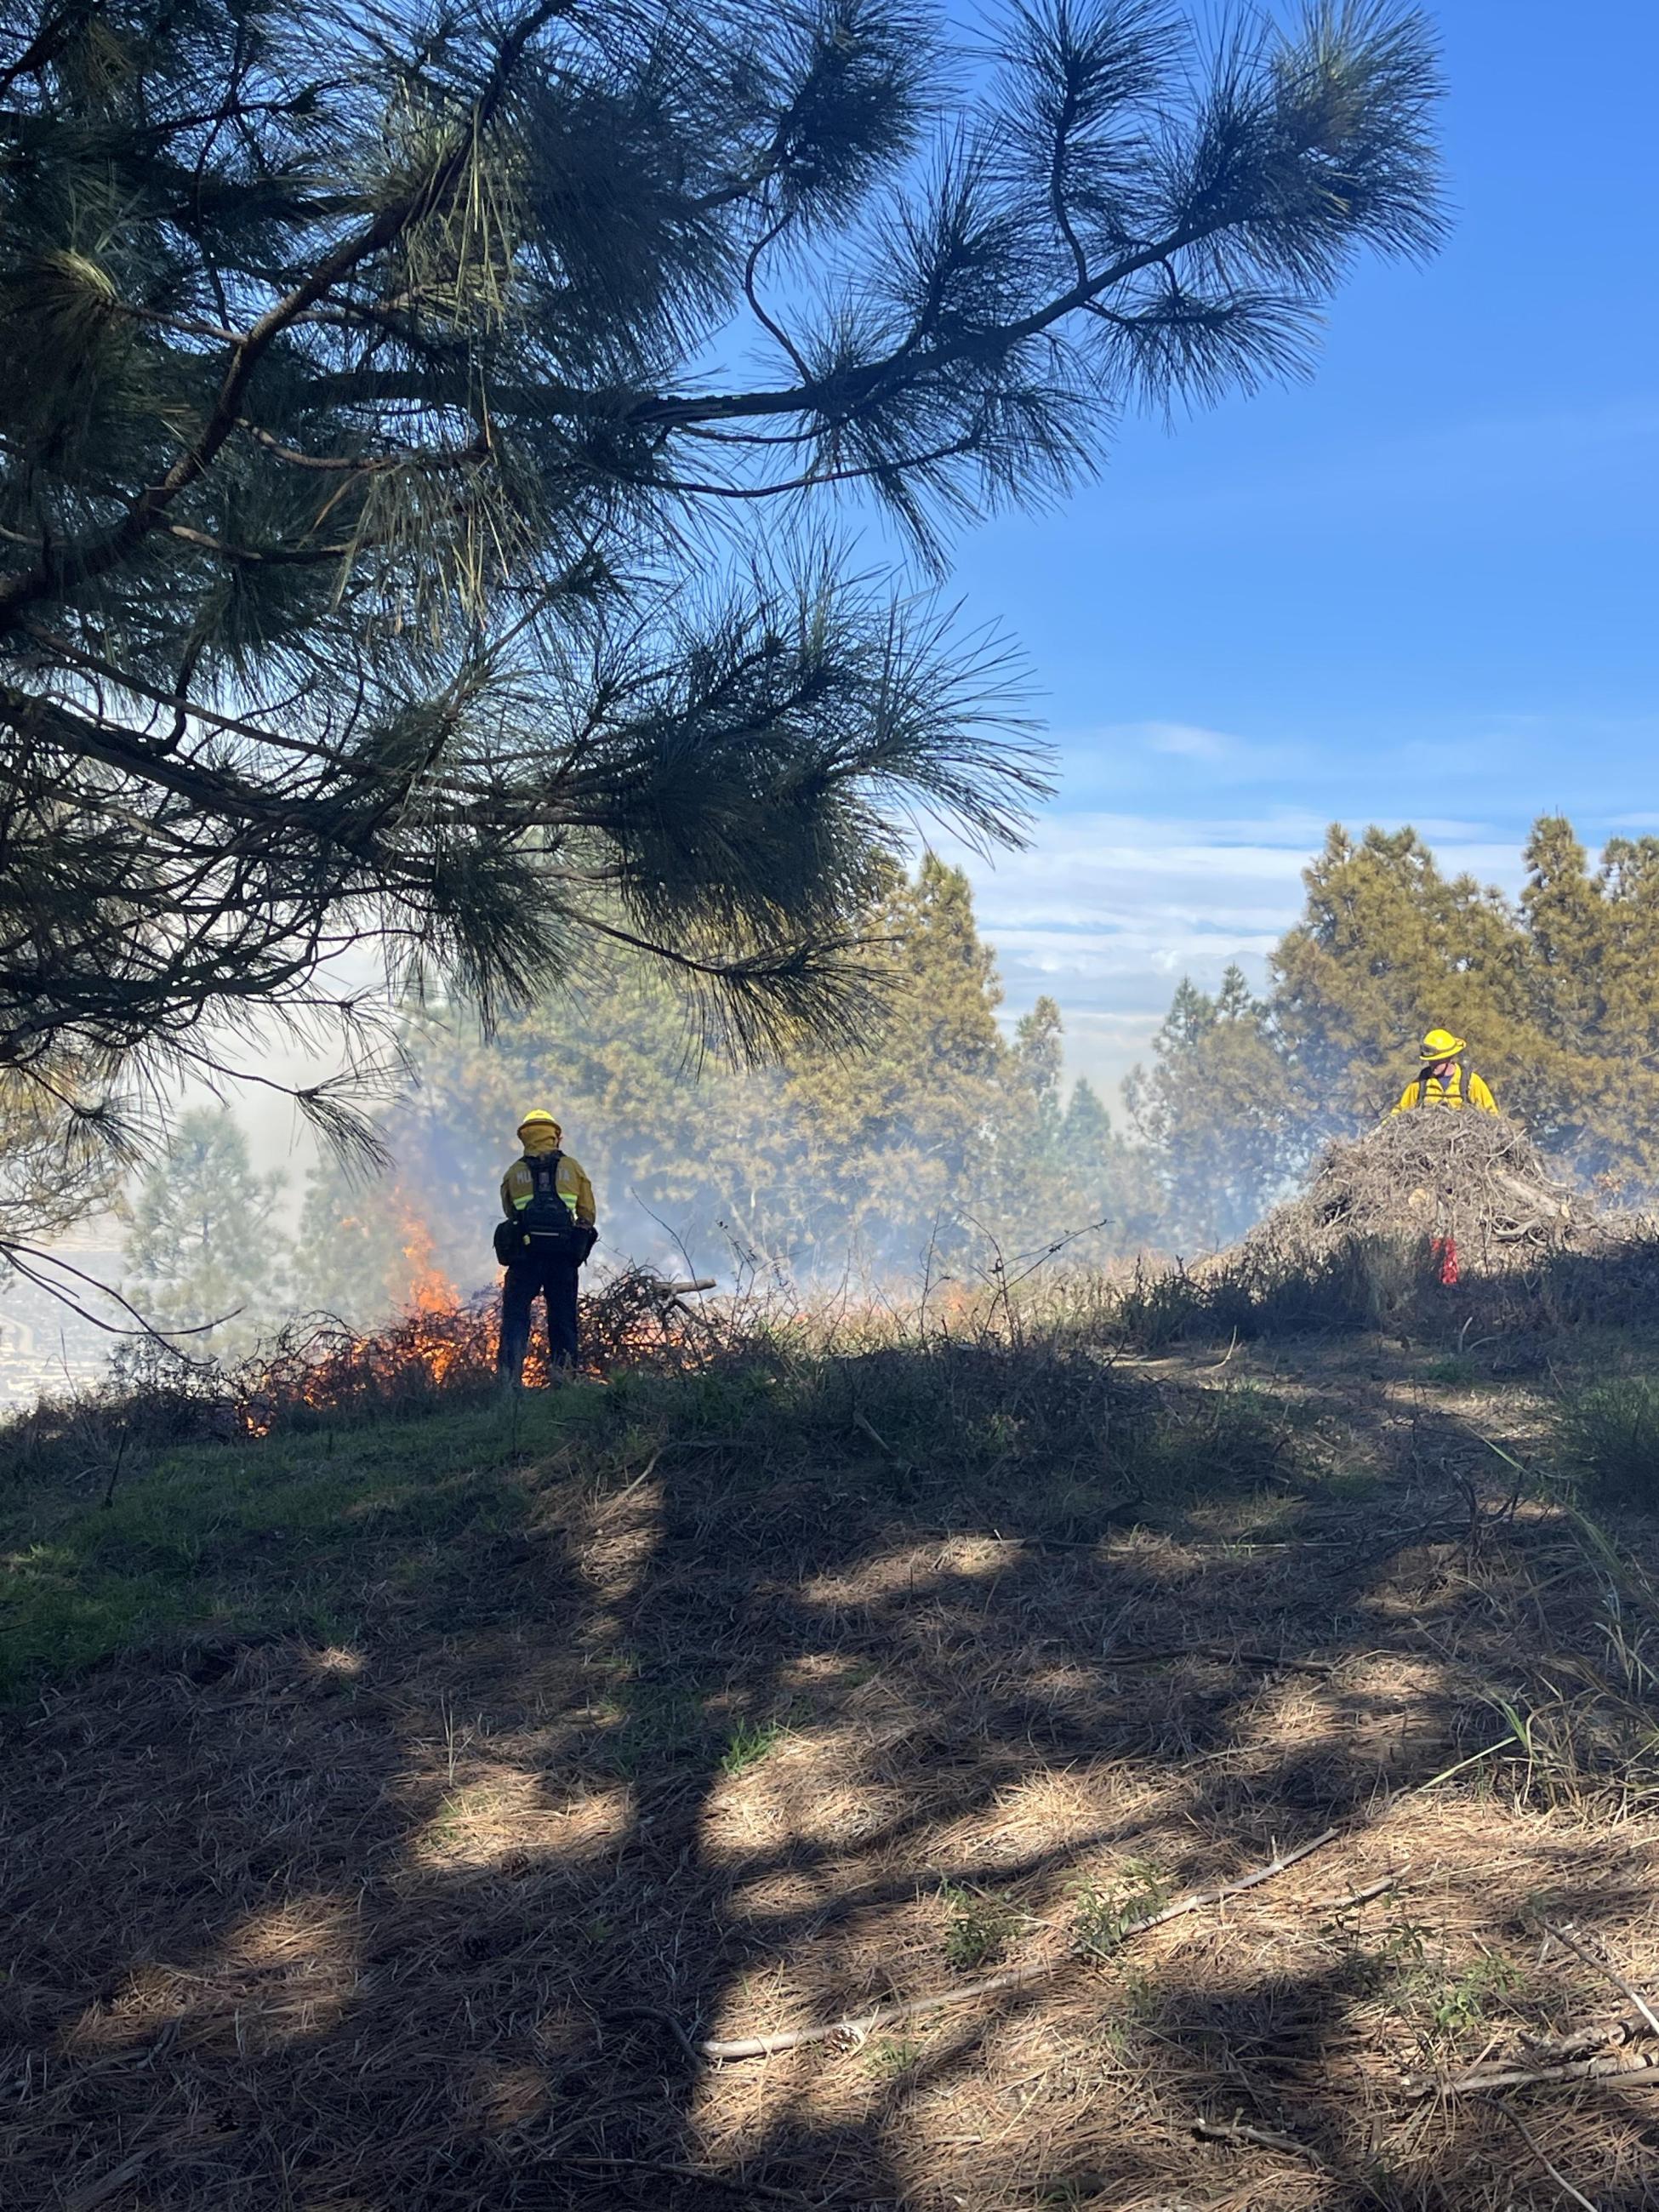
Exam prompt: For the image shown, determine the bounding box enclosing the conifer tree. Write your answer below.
[123,1106,287,1347]
[1061,1077,1115,1168]
[289,1150,412,1325]
[1270,824,1530,1133]
[1518,819,1659,1177]
[1058,1075,1159,1241]
[1015,997,1067,1136]
[1002,998,1157,1250]
[1588,835,1659,1157]
[1126,965,1290,1248]
[0,0,1446,1243]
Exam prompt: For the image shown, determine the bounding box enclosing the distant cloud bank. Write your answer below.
[944,807,1528,1103]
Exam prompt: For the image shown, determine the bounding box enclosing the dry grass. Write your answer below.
[6,1305,1659,2207]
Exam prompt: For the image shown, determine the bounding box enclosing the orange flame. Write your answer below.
[391,1201,467,1384]
[231,1255,707,1437]
[398,1203,460,1316]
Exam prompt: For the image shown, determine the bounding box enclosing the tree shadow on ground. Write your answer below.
[4,1334,1659,2210]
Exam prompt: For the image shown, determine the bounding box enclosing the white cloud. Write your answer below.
[1143,721,1240,761]
[1051,723,1311,804]
[935,807,1527,1103]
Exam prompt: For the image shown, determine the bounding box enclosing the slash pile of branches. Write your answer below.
[1246,1111,1576,1272]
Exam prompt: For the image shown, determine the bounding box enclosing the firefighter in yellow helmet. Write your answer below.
[495,1110,597,1384]
[1391,1029,1500,1116]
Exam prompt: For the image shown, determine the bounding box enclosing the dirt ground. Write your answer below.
[5,1335,1659,2210]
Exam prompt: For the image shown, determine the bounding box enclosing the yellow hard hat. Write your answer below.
[1419,1029,1466,1063]
[516,1109,561,1136]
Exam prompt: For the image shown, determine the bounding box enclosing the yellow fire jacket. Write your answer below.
[499,1152,596,1225]
[1391,1065,1499,1115]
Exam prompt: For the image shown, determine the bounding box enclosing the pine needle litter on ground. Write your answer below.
[7,1286,1659,2209]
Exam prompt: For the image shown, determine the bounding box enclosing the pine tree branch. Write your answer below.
[162,522,371,564]
[237,419,487,472]
[302,218,1212,436]
[0,0,571,631]
[0,686,322,840]
[0,2,92,104]
[0,0,1445,1158]
[626,436,979,503]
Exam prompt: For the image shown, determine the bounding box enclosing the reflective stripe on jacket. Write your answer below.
[499,1153,596,1224]
[1391,1065,1499,1115]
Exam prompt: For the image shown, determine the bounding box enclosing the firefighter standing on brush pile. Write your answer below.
[495,1110,597,1386]
[1388,1029,1501,1286]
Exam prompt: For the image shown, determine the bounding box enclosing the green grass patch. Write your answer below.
[938,1883,1020,1970]
[1,1334,1320,1700]
[720,1714,790,1776]
[1420,1953,1522,2040]
[1070,1860,1170,1959]
[0,1388,601,1696]
[863,2036,923,2080]
[1422,1354,1476,1388]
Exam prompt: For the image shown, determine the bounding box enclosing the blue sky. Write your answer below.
[932,0,1659,1103]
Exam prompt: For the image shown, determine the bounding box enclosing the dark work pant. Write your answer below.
[497,1252,580,1382]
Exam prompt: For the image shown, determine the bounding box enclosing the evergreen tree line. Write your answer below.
[128,858,1160,1337]
[130,813,1659,1338]
[389,855,1161,1298]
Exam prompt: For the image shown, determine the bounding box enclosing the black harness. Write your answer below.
[1414,1059,1465,1105]
[493,1150,588,1267]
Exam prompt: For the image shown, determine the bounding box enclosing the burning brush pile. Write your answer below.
[90,1267,726,1446]
[1244,1109,1576,1275]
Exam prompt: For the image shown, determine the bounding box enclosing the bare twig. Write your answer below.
[1194,2117,1316,2159]
[100,1428,129,1512]
[852,1409,899,1459]
[0,1237,232,1350]
[1520,2014,1650,2062]
[1541,1918,1659,2040]
[1325,1873,1402,1913]
[1405,2050,1659,2097]
[613,1436,737,1497]
[1480,2099,1600,2212]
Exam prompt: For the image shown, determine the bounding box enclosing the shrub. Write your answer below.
[939,1884,1020,1970]
[1070,1861,1169,1958]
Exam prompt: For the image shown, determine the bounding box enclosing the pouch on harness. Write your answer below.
[493,1153,593,1268]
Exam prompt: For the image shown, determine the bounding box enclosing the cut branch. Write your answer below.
[697,1824,1343,2061]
